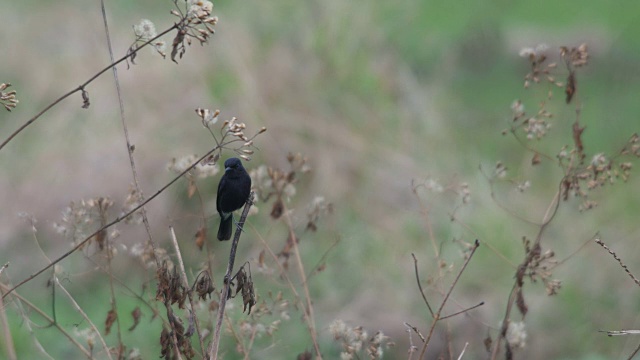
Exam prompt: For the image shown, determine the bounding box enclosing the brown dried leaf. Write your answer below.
[81,89,90,109]
[195,273,214,300]
[105,309,117,335]
[531,153,541,166]
[195,226,206,250]
[516,288,528,317]
[171,28,186,64]
[128,306,142,331]
[565,71,576,104]
[572,121,585,154]
[160,327,172,359]
[209,300,219,312]
[484,334,492,352]
[95,229,106,250]
[270,197,284,219]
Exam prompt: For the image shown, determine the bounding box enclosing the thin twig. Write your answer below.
[456,342,469,360]
[600,329,640,336]
[0,276,17,360]
[169,226,206,355]
[411,253,434,318]
[5,286,54,359]
[85,257,165,327]
[594,236,640,287]
[0,263,9,277]
[404,322,426,343]
[2,145,220,300]
[0,22,180,152]
[628,342,640,360]
[54,276,113,360]
[419,240,480,358]
[99,2,126,354]
[283,202,322,358]
[209,192,254,360]
[439,301,485,320]
[490,181,562,360]
[0,283,92,358]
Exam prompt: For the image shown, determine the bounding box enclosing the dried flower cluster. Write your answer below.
[517,43,589,129]
[120,186,145,225]
[169,0,218,62]
[0,82,18,111]
[53,197,119,250]
[508,99,554,140]
[519,44,563,89]
[306,196,333,232]
[329,319,393,360]
[195,107,265,160]
[560,134,640,211]
[131,19,166,60]
[250,153,311,220]
[127,1,218,64]
[233,290,291,343]
[560,43,589,69]
[130,241,172,269]
[519,237,561,296]
[168,154,220,179]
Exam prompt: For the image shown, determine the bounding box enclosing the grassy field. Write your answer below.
[1,1,640,359]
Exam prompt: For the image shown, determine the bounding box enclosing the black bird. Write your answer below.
[217,157,252,240]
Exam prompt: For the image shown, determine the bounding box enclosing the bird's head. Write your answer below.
[224,157,243,172]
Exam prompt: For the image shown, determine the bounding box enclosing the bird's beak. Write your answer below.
[225,166,231,172]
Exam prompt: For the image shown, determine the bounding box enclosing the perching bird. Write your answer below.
[216,157,252,240]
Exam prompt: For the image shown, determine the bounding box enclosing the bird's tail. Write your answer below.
[217,214,233,241]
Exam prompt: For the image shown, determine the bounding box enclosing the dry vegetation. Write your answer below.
[1,1,640,359]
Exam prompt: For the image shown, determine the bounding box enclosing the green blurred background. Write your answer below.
[1,0,640,359]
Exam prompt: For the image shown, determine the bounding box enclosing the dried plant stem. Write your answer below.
[209,193,254,360]
[99,3,143,355]
[628,343,640,360]
[283,202,323,359]
[411,253,434,317]
[418,240,480,359]
[0,263,8,277]
[169,226,206,355]
[87,257,165,325]
[440,301,485,321]
[2,145,220,300]
[0,283,91,358]
[0,276,17,360]
[54,276,113,360]
[0,22,180,152]
[457,342,469,360]
[490,185,561,360]
[594,237,640,287]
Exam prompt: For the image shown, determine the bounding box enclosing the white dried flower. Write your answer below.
[133,19,157,41]
[506,321,527,348]
[330,319,348,339]
[517,180,531,193]
[591,153,607,167]
[519,47,535,58]
[187,0,214,19]
[511,99,524,114]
